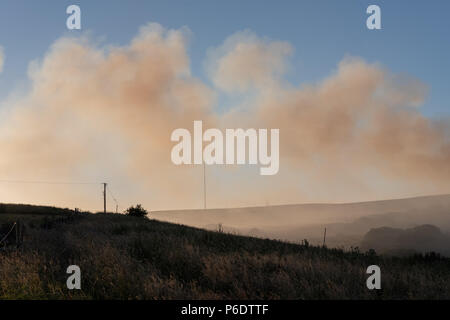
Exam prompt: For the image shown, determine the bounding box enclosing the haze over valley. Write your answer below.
[153,194,450,255]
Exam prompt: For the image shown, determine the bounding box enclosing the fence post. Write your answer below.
[15,221,18,248]
[20,221,23,245]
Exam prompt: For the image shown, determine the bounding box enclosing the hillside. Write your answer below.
[1,204,450,299]
[152,194,450,227]
[152,194,450,249]
[361,225,450,256]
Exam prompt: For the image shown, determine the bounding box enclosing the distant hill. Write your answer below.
[152,194,450,248]
[361,225,450,256]
[152,194,450,228]
[0,203,76,216]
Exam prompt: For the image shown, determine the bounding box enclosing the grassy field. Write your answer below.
[0,204,449,300]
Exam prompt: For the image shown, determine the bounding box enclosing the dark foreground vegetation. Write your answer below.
[0,204,449,299]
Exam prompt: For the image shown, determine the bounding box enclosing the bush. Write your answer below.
[124,204,148,218]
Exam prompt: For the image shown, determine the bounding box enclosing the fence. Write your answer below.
[0,220,24,249]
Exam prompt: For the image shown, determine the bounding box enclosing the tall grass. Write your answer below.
[0,208,449,299]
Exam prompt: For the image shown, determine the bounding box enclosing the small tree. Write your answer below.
[124,204,148,218]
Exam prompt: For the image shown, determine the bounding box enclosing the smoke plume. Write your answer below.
[0,24,449,211]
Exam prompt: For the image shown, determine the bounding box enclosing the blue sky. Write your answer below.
[0,0,449,210]
[0,0,449,116]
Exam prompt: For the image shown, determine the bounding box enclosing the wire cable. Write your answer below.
[0,180,101,185]
[106,185,119,212]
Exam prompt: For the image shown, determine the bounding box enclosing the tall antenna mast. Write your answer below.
[203,163,206,209]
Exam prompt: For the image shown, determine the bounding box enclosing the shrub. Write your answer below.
[124,204,148,218]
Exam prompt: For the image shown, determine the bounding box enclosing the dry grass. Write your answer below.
[0,206,449,299]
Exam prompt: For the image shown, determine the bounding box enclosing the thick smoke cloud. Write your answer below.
[0,24,449,211]
[0,24,215,210]
[206,30,293,93]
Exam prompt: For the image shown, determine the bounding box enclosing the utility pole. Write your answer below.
[203,162,206,209]
[103,183,107,214]
[323,227,327,247]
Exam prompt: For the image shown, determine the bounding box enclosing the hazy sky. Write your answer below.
[0,0,449,115]
[0,0,449,212]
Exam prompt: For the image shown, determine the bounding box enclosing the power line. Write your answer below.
[0,180,101,185]
[0,179,120,214]
[106,184,119,213]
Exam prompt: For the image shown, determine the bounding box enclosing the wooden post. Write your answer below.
[19,221,23,246]
[103,183,107,214]
[323,227,327,247]
[15,221,18,247]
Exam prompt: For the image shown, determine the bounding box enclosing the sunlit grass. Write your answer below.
[0,206,449,299]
